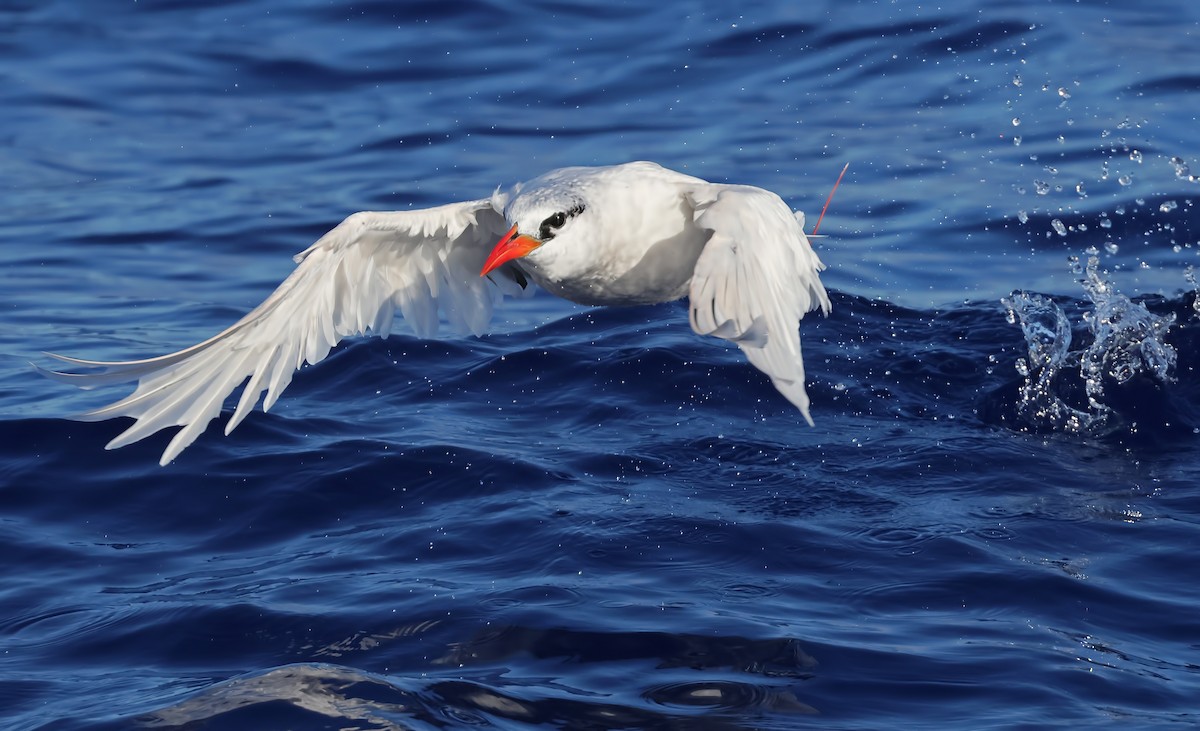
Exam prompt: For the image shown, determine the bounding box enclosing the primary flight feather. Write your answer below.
[41,162,831,464]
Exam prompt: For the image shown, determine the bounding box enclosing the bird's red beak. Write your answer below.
[480,224,543,276]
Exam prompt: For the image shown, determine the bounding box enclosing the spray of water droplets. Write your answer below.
[1002,253,1176,434]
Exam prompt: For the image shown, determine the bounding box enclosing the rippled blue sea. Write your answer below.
[3,1,1200,728]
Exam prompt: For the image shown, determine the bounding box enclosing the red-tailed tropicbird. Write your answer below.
[41,161,832,464]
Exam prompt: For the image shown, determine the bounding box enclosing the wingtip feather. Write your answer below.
[46,199,517,464]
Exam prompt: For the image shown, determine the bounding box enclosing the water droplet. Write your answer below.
[1160,200,1178,213]
[1075,182,1087,197]
[1170,156,1191,178]
[1105,242,1119,254]
[1051,219,1067,236]
[1118,174,1133,186]
[1012,117,1021,127]
[1100,217,1112,229]
[1058,87,1071,99]
[1012,74,1023,87]
[1034,180,1051,195]
[1017,210,1029,223]
[1130,149,1143,163]
[1057,135,1066,144]
[1115,206,1126,215]
[1013,135,1022,146]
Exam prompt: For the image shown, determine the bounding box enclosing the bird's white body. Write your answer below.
[42,162,831,465]
[500,163,710,305]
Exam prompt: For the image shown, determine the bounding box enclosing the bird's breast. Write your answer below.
[519,175,713,307]
[529,217,709,307]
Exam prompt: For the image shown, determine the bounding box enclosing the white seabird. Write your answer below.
[41,161,832,464]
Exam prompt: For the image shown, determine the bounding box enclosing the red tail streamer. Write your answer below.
[812,162,849,236]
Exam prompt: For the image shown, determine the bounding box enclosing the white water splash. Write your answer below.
[1002,253,1176,433]
[1002,290,1089,430]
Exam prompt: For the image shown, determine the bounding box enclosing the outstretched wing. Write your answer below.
[685,185,831,423]
[39,200,526,465]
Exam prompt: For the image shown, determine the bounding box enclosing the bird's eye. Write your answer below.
[537,204,585,241]
[539,211,568,240]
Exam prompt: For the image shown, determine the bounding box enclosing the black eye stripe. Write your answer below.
[538,204,586,241]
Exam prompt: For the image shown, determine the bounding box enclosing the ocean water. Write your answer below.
[2,0,1200,728]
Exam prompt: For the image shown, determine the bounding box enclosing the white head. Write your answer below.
[480,171,592,277]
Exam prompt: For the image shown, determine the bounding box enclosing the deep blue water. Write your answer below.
[3,1,1200,728]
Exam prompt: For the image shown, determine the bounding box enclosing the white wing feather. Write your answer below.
[686,185,831,423]
[39,200,526,465]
